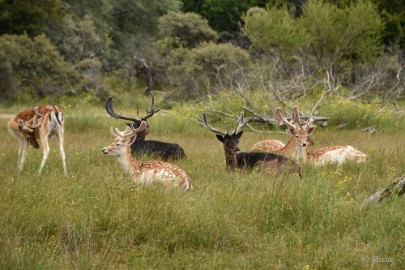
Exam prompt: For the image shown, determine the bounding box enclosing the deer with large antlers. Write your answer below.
[102,121,192,190]
[105,92,186,161]
[272,106,367,165]
[7,105,67,175]
[202,112,302,177]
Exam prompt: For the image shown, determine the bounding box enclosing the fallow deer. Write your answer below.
[7,105,67,175]
[202,113,302,177]
[251,137,315,152]
[101,121,192,190]
[273,106,367,165]
[105,92,186,160]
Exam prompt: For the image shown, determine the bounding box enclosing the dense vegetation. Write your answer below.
[0,0,404,107]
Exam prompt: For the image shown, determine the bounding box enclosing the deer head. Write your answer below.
[102,121,148,156]
[16,107,44,149]
[203,112,247,168]
[274,106,316,148]
[105,92,160,141]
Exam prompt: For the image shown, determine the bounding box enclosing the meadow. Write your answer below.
[0,104,404,270]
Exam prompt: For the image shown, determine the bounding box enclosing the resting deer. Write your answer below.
[202,112,301,177]
[102,121,192,190]
[105,92,186,160]
[248,111,315,152]
[251,137,315,152]
[7,105,67,175]
[273,106,367,165]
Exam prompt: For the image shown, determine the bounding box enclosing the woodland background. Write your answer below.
[0,0,404,111]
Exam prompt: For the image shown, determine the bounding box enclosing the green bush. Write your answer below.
[0,34,80,102]
[167,42,251,99]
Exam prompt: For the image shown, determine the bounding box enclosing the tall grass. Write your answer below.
[0,106,404,269]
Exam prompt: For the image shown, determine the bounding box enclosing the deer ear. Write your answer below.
[128,134,137,145]
[307,126,316,134]
[216,135,225,143]
[287,128,296,135]
[235,131,243,139]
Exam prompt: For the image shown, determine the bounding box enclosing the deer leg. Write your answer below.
[39,134,50,174]
[18,139,28,171]
[56,130,67,175]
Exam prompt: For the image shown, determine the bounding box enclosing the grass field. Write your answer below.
[0,106,404,269]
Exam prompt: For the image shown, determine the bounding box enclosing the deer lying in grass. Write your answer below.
[105,92,186,160]
[202,112,302,177]
[248,111,315,152]
[102,121,192,190]
[273,106,367,165]
[251,137,315,152]
[7,105,67,175]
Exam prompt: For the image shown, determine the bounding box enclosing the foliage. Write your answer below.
[158,12,218,49]
[45,13,112,65]
[166,42,252,99]
[180,0,269,33]
[0,34,80,101]
[243,5,308,57]
[0,0,65,36]
[243,0,384,91]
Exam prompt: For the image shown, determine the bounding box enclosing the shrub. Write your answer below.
[167,42,251,99]
[0,34,80,102]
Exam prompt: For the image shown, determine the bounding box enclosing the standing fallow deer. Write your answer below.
[273,106,367,165]
[202,112,302,177]
[7,105,67,175]
[102,121,192,190]
[105,92,186,160]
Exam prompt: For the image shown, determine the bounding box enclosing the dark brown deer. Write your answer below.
[202,112,301,177]
[105,92,186,160]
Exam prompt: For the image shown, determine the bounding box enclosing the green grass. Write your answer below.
[0,106,404,269]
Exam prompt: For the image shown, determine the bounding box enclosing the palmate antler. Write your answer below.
[18,106,44,132]
[105,92,160,124]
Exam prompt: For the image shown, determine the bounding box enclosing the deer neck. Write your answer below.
[118,147,141,174]
[278,137,307,162]
[224,148,238,169]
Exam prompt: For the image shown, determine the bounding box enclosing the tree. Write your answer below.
[0,0,65,36]
[158,12,218,49]
[166,42,251,99]
[243,0,384,91]
[0,34,80,101]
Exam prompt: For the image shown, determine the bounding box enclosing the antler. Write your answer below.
[110,121,148,138]
[202,113,228,136]
[274,107,298,130]
[105,92,161,124]
[233,112,246,134]
[142,92,159,121]
[202,112,247,136]
[19,107,43,132]
[292,106,304,125]
[105,96,141,123]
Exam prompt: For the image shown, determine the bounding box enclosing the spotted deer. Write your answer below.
[102,121,192,190]
[105,92,186,160]
[7,105,67,175]
[202,112,302,177]
[273,106,367,165]
[251,137,315,152]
